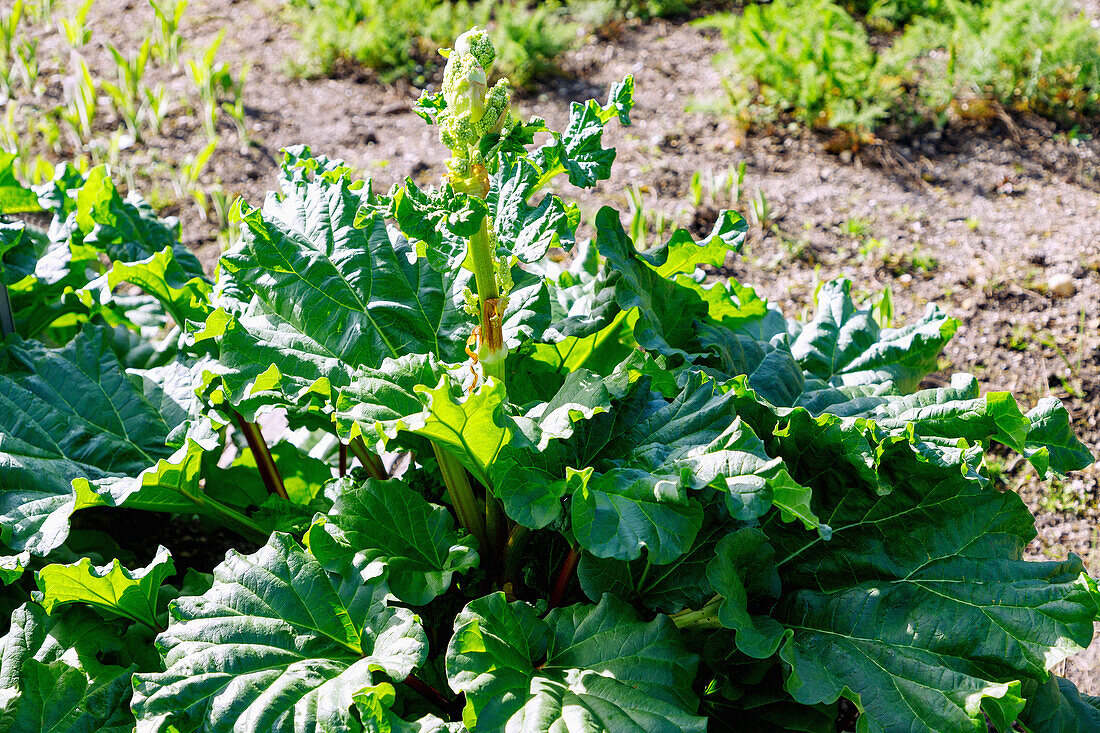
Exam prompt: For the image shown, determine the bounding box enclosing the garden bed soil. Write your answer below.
[29,0,1100,694]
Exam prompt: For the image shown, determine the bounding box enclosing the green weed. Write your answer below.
[700,0,897,136]
[287,0,576,87]
[883,0,1100,121]
[58,0,94,48]
[151,0,188,68]
[103,38,152,141]
[701,0,1100,138]
[60,55,97,144]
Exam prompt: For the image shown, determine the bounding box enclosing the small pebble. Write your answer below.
[898,273,913,284]
[1048,273,1076,297]
[839,150,853,164]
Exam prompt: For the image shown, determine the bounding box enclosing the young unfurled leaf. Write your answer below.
[530,75,635,190]
[382,178,488,272]
[488,158,574,263]
[594,205,747,361]
[36,545,175,630]
[447,592,704,732]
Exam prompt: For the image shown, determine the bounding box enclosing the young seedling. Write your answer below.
[103,38,152,142]
[750,186,771,227]
[0,60,13,104]
[150,0,187,68]
[169,139,216,216]
[142,81,170,135]
[208,186,240,247]
[60,54,97,144]
[220,62,250,148]
[689,170,703,207]
[58,0,94,48]
[14,37,38,92]
[730,159,746,204]
[0,107,27,164]
[0,0,22,65]
[185,30,228,143]
[23,0,54,23]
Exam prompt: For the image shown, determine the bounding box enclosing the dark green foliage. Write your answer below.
[0,42,1097,732]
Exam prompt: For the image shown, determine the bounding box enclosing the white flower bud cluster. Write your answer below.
[438,27,513,176]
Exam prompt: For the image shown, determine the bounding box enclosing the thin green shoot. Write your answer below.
[0,0,22,66]
[750,188,771,228]
[103,38,152,142]
[627,183,647,250]
[58,0,94,48]
[186,30,228,143]
[170,139,217,217]
[220,61,250,148]
[14,37,38,92]
[150,0,188,68]
[142,82,170,135]
[60,54,97,144]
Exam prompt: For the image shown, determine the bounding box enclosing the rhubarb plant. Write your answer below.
[0,27,1098,733]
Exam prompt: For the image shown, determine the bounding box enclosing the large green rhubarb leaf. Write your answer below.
[132,533,428,733]
[5,658,134,733]
[793,373,1093,479]
[72,166,203,281]
[0,327,180,556]
[0,603,138,731]
[1019,676,1100,732]
[789,278,957,391]
[446,592,704,732]
[491,371,821,562]
[305,478,479,605]
[578,518,730,614]
[211,152,469,416]
[761,437,1100,732]
[594,206,747,360]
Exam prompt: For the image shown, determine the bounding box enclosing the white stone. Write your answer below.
[1048,273,1076,297]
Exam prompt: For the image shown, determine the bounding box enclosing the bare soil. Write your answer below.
[21,0,1100,693]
